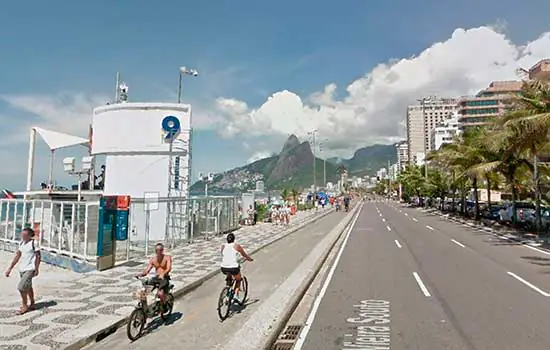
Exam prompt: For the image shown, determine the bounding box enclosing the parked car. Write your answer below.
[524,208,550,231]
[499,202,535,224]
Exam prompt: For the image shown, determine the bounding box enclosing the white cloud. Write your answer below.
[247,151,273,164]
[0,92,108,146]
[213,26,550,157]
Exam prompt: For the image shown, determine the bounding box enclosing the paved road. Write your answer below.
[86,210,347,350]
[298,201,550,350]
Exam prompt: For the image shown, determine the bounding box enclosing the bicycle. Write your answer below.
[217,266,249,321]
[126,276,175,341]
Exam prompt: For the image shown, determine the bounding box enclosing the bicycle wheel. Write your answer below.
[217,286,232,321]
[239,276,249,305]
[160,293,175,321]
[126,308,146,341]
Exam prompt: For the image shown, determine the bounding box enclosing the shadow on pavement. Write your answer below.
[227,297,260,319]
[521,256,550,266]
[142,311,184,336]
[33,300,57,311]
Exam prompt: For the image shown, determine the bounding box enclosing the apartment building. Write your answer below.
[457,81,522,129]
[430,112,460,151]
[406,97,458,164]
[529,59,550,81]
[395,141,409,171]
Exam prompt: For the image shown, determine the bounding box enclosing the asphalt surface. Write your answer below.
[298,201,550,350]
[85,210,347,350]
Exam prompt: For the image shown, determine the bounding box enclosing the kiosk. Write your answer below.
[97,195,130,271]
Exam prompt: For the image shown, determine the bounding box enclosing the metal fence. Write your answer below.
[0,195,240,265]
[118,196,240,261]
[0,198,98,261]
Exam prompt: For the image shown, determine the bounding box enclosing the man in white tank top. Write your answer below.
[220,233,253,295]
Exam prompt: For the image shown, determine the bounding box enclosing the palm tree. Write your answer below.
[291,188,300,203]
[495,79,550,231]
[280,188,290,202]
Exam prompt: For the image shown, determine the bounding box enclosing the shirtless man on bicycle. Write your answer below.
[136,243,172,304]
[220,233,253,296]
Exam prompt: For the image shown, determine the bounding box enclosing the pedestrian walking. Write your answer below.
[4,228,41,315]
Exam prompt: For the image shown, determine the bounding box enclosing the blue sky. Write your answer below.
[1,0,550,190]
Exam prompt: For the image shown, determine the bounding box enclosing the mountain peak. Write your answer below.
[280,134,301,154]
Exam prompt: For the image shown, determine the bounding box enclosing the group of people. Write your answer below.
[269,204,292,225]
[4,226,253,316]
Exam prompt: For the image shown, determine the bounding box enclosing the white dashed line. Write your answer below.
[382,218,386,223]
[426,225,434,231]
[412,218,418,222]
[451,239,466,248]
[413,272,432,297]
[386,225,392,232]
[394,240,402,248]
[404,213,409,217]
[398,210,402,213]
[379,213,382,217]
[507,272,550,297]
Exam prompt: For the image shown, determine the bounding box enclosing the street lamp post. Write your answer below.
[308,130,318,205]
[418,97,430,180]
[178,66,199,103]
[319,138,328,188]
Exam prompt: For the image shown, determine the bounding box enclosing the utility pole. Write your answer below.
[309,130,318,205]
[388,159,392,200]
[422,98,428,179]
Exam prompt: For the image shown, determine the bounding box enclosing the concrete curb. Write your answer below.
[63,208,334,350]
[261,203,362,349]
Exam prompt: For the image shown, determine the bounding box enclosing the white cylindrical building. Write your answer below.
[91,103,192,242]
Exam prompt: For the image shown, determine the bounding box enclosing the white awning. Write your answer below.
[34,127,89,151]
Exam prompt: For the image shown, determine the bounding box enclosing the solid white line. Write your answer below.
[404,213,409,216]
[394,240,402,248]
[294,205,362,349]
[413,272,431,297]
[386,225,392,232]
[451,239,466,248]
[412,218,418,222]
[426,225,434,231]
[507,272,550,297]
[523,244,550,256]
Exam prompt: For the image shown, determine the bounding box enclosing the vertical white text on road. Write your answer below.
[345,299,391,350]
[293,205,362,349]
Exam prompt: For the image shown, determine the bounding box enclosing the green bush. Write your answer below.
[297,203,314,211]
[256,203,268,222]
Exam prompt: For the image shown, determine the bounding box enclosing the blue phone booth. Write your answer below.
[97,195,130,271]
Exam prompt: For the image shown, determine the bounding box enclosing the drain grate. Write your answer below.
[271,343,294,350]
[280,325,303,340]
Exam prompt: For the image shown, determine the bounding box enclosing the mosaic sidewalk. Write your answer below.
[0,208,331,350]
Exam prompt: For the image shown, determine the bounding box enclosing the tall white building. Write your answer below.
[395,141,408,171]
[431,112,460,151]
[407,97,458,164]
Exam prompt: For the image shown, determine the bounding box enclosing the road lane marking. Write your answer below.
[412,218,418,222]
[404,213,408,216]
[413,272,432,297]
[507,272,550,297]
[379,213,382,217]
[294,204,362,349]
[345,300,391,349]
[426,225,434,231]
[451,239,466,248]
[523,244,550,256]
[394,240,402,248]
[386,225,392,232]
[398,210,402,213]
[382,218,386,223]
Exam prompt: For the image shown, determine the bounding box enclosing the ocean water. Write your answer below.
[0,202,25,222]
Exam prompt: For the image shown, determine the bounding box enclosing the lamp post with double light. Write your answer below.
[178,66,199,103]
